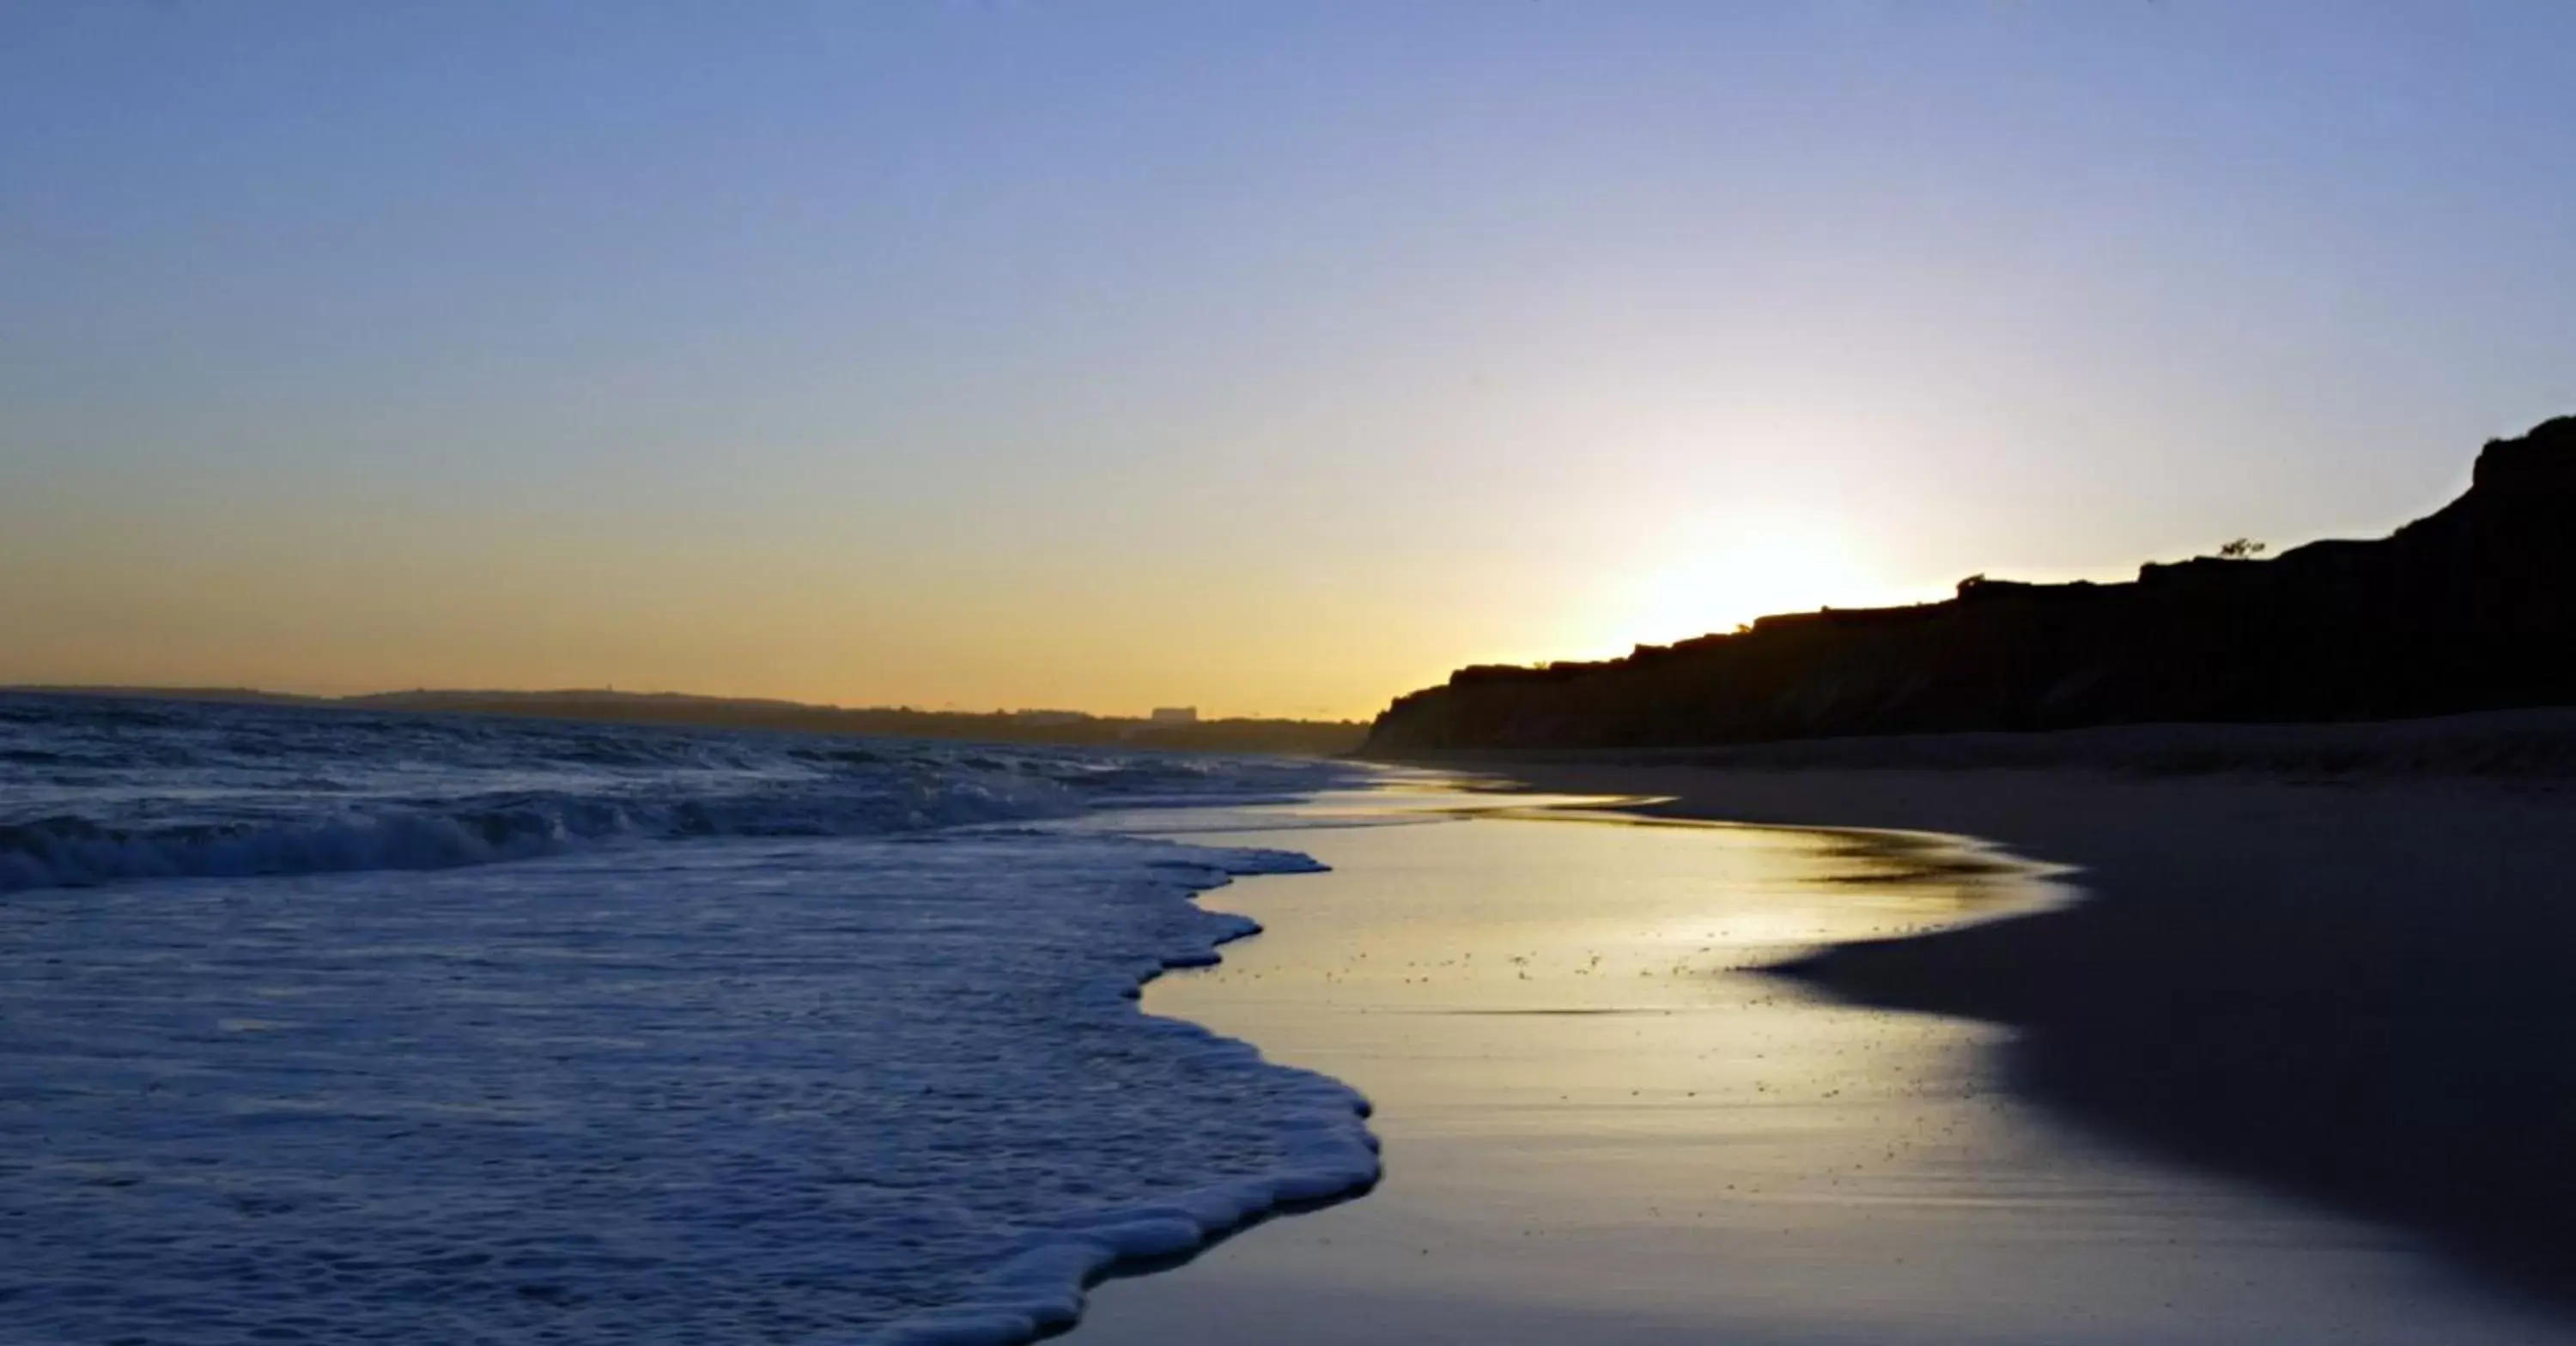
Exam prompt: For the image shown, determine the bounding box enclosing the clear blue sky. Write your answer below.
[5,2,2571,717]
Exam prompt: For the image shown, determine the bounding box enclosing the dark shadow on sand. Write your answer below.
[1776,879,2576,1312]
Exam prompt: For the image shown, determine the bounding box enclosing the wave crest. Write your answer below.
[0,776,1088,894]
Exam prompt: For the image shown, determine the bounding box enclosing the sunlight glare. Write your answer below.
[1614,521,1886,647]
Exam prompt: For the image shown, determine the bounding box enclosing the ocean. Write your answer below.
[0,693,1382,1345]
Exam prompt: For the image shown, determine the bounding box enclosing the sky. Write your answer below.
[4,2,2573,719]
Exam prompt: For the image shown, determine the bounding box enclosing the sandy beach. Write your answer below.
[1450,741,2576,1304]
[1069,771,2576,1344]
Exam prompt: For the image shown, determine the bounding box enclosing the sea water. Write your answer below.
[0,694,1381,1345]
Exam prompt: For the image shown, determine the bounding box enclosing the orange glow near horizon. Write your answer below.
[1586,520,1930,655]
[7,6,2567,724]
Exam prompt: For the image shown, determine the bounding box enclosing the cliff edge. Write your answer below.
[1366,417,2576,752]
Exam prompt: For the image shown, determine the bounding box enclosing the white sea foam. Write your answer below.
[0,694,1382,1343]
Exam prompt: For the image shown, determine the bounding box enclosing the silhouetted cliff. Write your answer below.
[1367,417,2576,751]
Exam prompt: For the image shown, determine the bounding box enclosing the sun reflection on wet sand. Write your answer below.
[1071,784,2571,1345]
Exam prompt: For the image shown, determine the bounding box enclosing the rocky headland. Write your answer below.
[1367,416,2576,752]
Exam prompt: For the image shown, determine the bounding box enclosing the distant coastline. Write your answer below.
[1,685,1370,757]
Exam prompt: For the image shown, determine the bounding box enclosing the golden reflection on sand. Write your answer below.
[1071,785,2567,1345]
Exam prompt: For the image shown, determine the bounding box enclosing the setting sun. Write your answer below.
[1611,520,1907,649]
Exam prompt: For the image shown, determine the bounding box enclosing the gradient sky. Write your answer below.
[6,3,2573,718]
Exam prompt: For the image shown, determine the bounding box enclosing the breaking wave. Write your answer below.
[0,692,1362,894]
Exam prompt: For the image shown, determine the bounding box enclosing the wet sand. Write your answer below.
[1425,759,2576,1305]
[1069,785,2574,1344]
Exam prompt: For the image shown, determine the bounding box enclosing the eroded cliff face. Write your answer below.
[1365,417,2576,752]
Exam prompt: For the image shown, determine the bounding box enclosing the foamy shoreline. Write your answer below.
[0,692,1394,1346]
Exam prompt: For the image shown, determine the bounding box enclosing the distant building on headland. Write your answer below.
[1149,706,1198,726]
